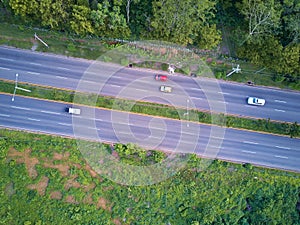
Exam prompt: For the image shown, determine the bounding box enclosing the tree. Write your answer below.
[91,1,130,38]
[150,0,220,48]
[70,5,94,35]
[9,0,39,20]
[280,0,300,45]
[236,0,282,41]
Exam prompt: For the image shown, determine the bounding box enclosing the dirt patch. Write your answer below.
[43,162,70,177]
[112,218,122,225]
[83,182,96,192]
[53,152,70,161]
[82,193,94,205]
[65,195,78,204]
[50,191,62,200]
[97,197,111,211]
[27,176,49,196]
[64,175,81,191]
[7,148,39,179]
[85,164,99,178]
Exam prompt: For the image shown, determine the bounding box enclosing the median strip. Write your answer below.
[0,79,299,138]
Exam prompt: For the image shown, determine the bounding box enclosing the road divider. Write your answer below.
[0,79,299,138]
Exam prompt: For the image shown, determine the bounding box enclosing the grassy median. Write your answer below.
[1,79,299,138]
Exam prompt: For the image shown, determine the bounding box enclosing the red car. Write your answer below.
[155,74,168,81]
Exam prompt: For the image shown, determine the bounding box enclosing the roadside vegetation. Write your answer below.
[1,79,299,138]
[0,128,299,224]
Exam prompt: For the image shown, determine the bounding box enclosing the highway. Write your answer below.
[0,46,300,122]
[0,94,299,172]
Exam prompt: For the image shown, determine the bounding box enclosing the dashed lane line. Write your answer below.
[55,76,68,79]
[27,71,40,75]
[57,67,71,71]
[11,106,30,110]
[29,62,42,66]
[274,100,287,103]
[0,57,14,61]
[243,141,258,145]
[275,146,291,150]
[0,114,10,117]
[58,122,72,126]
[28,118,40,122]
[0,66,10,70]
[274,155,288,159]
[41,110,61,115]
[275,109,285,112]
[242,150,256,154]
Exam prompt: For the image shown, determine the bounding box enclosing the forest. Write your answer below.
[0,0,299,84]
[0,128,299,224]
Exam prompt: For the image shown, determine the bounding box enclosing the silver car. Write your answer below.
[247,97,266,106]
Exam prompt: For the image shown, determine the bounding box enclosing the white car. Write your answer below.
[160,85,172,93]
[247,97,265,106]
[67,107,81,115]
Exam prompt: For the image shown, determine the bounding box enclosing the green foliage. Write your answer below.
[150,0,220,48]
[0,129,299,224]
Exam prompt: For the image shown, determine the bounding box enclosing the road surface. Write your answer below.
[0,46,299,122]
[0,94,299,172]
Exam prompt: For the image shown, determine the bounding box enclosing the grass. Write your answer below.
[1,79,299,138]
[0,128,299,224]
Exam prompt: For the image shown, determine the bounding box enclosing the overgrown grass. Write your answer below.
[0,128,299,224]
[1,79,299,138]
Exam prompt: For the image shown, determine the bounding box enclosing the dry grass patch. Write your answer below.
[97,197,112,211]
[27,176,49,196]
[7,148,39,179]
[64,174,81,190]
[50,191,63,200]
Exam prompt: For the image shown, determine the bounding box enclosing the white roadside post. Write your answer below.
[34,33,49,48]
[12,73,31,101]
[184,99,190,127]
[226,64,241,77]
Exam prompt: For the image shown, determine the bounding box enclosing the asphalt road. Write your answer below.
[0,46,299,122]
[1,94,299,172]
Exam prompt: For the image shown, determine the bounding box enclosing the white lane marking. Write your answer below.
[41,110,61,115]
[83,80,95,84]
[0,114,10,117]
[27,71,40,75]
[210,136,224,140]
[57,67,71,71]
[0,57,14,61]
[11,106,30,110]
[275,146,290,150]
[190,88,200,91]
[218,92,230,95]
[95,118,103,121]
[274,155,288,159]
[274,100,286,103]
[55,76,67,79]
[275,109,285,112]
[86,71,99,75]
[28,118,40,122]
[209,145,222,149]
[110,84,121,88]
[242,150,256,154]
[243,141,258,145]
[113,76,123,79]
[58,122,72,126]
[29,62,42,66]
[218,100,228,104]
[136,88,148,92]
[0,66,10,70]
